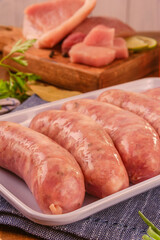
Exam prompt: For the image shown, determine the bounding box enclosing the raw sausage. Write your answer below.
[29,110,129,198]
[98,89,160,137]
[62,99,160,183]
[0,121,85,214]
[142,87,160,101]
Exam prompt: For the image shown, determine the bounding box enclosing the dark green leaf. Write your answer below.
[0,79,8,90]
[0,92,10,99]
[9,72,27,93]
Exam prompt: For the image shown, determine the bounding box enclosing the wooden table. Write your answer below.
[0,225,39,240]
[0,31,160,239]
[1,28,160,93]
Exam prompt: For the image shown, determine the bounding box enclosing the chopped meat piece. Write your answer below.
[62,16,135,55]
[113,37,129,59]
[69,42,116,67]
[71,16,135,37]
[61,32,86,56]
[67,26,128,67]
[23,0,96,48]
[83,24,115,47]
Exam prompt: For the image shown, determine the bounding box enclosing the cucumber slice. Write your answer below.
[126,36,148,51]
[136,36,157,49]
[125,36,157,52]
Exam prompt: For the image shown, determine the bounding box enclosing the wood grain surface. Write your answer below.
[0,25,22,50]
[3,41,160,92]
[1,27,160,92]
[0,225,39,240]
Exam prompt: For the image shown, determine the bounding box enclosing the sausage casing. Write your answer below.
[62,99,160,183]
[30,110,129,198]
[0,121,85,214]
[143,87,160,101]
[98,89,160,137]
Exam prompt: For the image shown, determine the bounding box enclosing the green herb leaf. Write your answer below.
[10,39,36,55]
[139,211,160,236]
[17,72,41,82]
[11,56,28,66]
[0,39,41,103]
[147,226,160,240]
[0,39,36,65]
[142,234,152,240]
[0,79,8,90]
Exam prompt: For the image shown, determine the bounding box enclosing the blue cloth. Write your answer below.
[0,97,20,115]
[12,94,47,111]
[0,94,160,240]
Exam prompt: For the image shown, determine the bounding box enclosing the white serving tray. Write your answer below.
[0,77,160,226]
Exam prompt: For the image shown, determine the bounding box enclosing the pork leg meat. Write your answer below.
[30,110,129,198]
[0,121,85,214]
[62,99,160,184]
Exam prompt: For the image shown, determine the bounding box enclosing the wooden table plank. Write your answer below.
[3,39,160,92]
[1,28,160,92]
[0,225,39,240]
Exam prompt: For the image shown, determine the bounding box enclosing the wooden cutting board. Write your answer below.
[0,27,160,92]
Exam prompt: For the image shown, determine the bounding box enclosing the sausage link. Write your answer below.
[142,87,160,101]
[98,89,160,137]
[30,110,129,198]
[62,99,160,183]
[0,121,85,214]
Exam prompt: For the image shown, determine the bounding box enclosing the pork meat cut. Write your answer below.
[61,32,86,56]
[71,16,135,37]
[68,24,128,67]
[23,0,96,48]
[113,37,129,59]
[69,43,116,67]
[83,24,115,47]
[62,16,135,54]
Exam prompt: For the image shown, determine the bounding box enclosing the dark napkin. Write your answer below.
[0,94,160,240]
[0,97,20,115]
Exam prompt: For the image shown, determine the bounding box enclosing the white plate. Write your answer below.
[0,77,160,226]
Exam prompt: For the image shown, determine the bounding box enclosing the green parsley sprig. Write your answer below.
[139,211,160,240]
[0,39,41,102]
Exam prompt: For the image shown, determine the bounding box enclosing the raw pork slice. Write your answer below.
[62,16,135,54]
[23,0,96,48]
[71,16,135,37]
[69,42,116,67]
[113,37,129,59]
[83,24,115,47]
[61,32,86,56]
